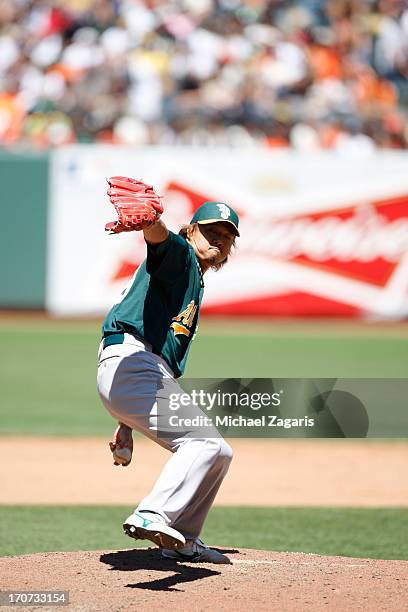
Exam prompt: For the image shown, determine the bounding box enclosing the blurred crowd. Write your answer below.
[0,0,408,151]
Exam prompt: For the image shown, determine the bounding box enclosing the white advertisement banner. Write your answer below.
[47,146,408,318]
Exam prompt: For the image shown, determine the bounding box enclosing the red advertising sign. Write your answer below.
[109,182,408,318]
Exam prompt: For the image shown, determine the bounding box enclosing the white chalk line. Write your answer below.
[232,560,365,568]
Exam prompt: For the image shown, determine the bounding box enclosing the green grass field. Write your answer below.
[0,506,407,560]
[0,317,407,435]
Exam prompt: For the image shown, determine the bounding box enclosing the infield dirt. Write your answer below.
[1,438,407,505]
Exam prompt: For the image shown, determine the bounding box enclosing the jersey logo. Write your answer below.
[171,322,191,337]
[171,300,197,337]
[217,204,231,219]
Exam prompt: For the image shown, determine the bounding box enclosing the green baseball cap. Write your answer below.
[190,201,240,237]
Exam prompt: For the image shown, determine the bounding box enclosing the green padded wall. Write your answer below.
[0,151,49,308]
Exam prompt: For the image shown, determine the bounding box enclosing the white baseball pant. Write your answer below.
[97,334,233,540]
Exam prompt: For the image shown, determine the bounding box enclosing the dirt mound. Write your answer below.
[1,547,407,611]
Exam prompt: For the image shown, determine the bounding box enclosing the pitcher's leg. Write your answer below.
[137,437,233,535]
[98,348,232,541]
[169,439,233,540]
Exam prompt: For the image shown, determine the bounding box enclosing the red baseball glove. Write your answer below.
[105,176,164,234]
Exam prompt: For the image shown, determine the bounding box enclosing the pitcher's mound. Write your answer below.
[1,547,407,611]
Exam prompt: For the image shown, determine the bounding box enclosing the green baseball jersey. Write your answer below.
[102,231,204,377]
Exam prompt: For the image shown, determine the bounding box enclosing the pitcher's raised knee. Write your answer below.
[185,438,233,467]
[205,438,233,468]
[218,439,233,463]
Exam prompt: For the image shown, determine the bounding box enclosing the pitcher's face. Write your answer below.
[189,222,235,269]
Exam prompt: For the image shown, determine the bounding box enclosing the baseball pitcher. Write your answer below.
[97,176,239,564]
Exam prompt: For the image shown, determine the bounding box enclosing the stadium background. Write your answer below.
[0,0,407,607]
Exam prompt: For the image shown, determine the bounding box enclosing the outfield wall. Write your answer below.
[1,146,408,317]
[0,151,48,309]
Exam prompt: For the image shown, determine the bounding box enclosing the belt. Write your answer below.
[102,332,156,353]
[102,333,125,349]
